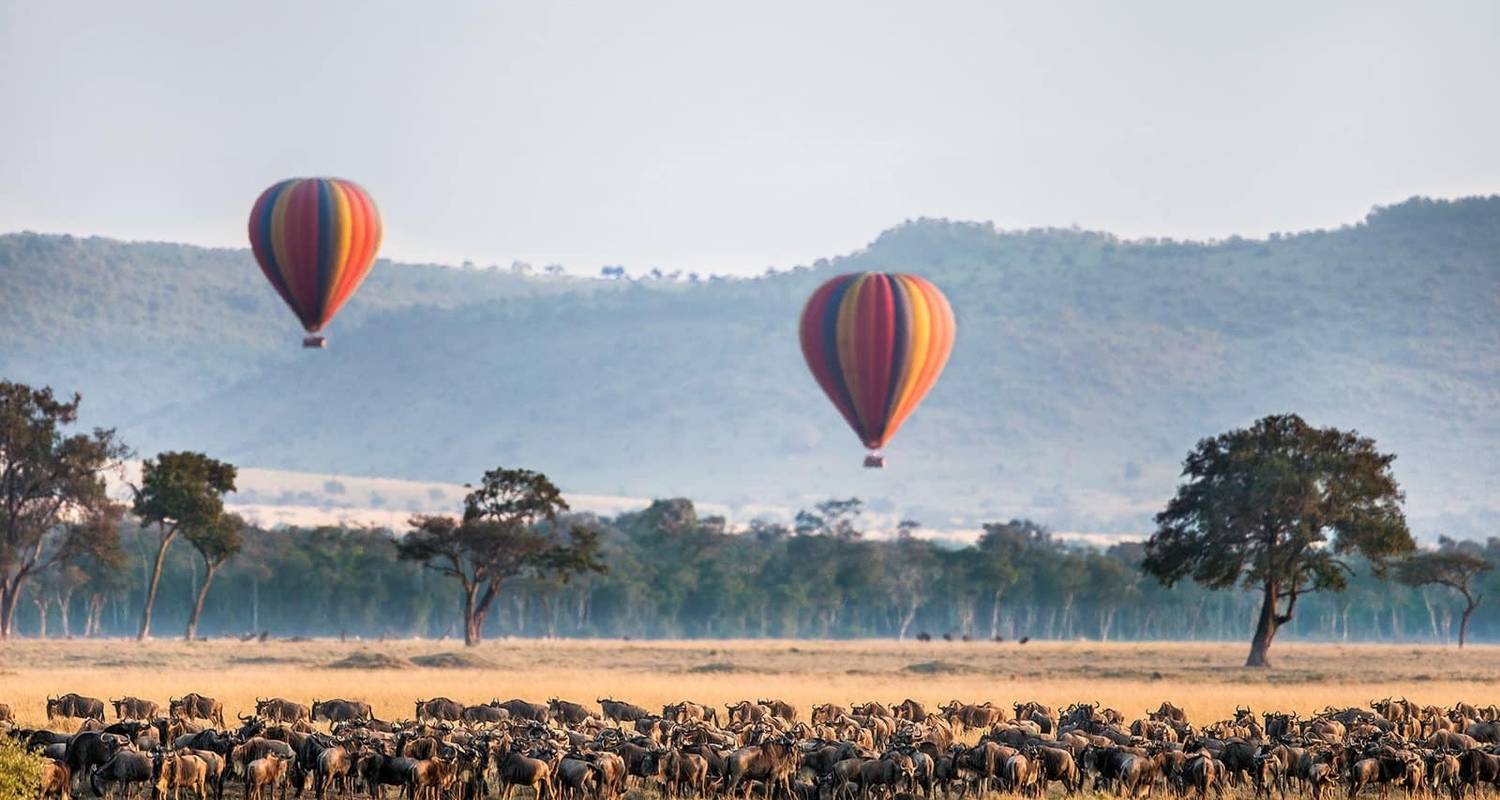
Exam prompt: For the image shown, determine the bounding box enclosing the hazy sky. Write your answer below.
[3,0,1497,275]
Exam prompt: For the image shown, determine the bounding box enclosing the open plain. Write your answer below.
[3,638,1497,728]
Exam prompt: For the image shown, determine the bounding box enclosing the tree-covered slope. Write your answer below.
[2,196,1496,536]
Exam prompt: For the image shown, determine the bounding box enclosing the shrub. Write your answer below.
[0,739,43,800]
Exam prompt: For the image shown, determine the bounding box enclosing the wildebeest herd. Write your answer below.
[5,693,1500,800]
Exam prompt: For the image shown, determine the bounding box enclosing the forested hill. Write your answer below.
[2,196,1497,537]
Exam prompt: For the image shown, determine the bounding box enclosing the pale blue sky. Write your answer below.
[2,0,1496,275]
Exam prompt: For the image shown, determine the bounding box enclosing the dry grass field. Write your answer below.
[3,638,1498,729]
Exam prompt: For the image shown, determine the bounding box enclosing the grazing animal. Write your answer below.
[47,693,106,723]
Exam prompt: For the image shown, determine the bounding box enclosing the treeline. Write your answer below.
[14,499,1499,644]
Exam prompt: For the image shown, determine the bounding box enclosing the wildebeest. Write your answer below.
[254,698,311,724]
[724,736,799,800]
[496,746,553,800]
[461,702,510,726]
[311,699,372,724]
[170,694,225,728]
[358,752,418,800]
[246,754,290,800]
[664,701,720,727]
[41,759,72,800]
[657,749,710,800]
[90,750,154,800]
[48,693,106,723]
[598,698,649,724]
[155,751,211,800]
[415,697,466,723]
[496,698,549,723]
[106,697,158,722]
[549,698,593,726]
[62,731,126,785]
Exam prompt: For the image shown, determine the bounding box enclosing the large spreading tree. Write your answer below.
[397,467,604,646]
[131,451,237,640]
[0,382,126,640]
[1143,414,1413,667]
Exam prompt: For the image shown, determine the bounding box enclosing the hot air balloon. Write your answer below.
[799,272,955,467]
[248,177,383,348]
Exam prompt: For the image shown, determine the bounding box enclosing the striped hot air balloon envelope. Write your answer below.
[248,178,383,348]
[798,272,955,467]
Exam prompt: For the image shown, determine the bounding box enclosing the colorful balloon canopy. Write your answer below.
[248,178,382,341]
[798,272,955,464]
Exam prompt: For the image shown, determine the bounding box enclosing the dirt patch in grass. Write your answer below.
[411,652,495,669]
[325,651,413,670]
[905,660,976,675]
[687,662,742,674]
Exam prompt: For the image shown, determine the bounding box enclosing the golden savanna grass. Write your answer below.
[2,638,1498,729]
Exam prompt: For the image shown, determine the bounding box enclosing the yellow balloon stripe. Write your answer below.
[323,181,354,309]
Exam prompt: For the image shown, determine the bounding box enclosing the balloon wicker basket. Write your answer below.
[863,452,885,469]
[302,335,327,349]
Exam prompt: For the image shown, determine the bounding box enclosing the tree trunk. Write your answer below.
[185,560,221,641]
[1246,581,1279,667]
[0,581,20,640]
[989,589,1004,638]
[1458,594,1480,648]
[59,588,74,638]
[138,525,177,641]
[33,594,48,638]
[463,580,498,647]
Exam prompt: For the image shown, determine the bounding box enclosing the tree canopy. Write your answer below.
[1143,413,1414,666]
[0,381,125,639]
[1397,545,1492,647]
[398,467,605,645]
[131,451,237,640]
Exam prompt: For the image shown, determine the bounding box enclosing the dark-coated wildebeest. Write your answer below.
[496,748,553,800]
[255,698,311,725]
[358,753,418,800]
[497,698,549,723]
[170,694,225,728]
[598,698,650,724]
[415,697,466,723]
[48,693,106,723]
[91,750,154,800]
[549,698,593,726]
[311,699,372,725]
[109,697,159,722]
[62,731,126,786]
[461,703,509,726]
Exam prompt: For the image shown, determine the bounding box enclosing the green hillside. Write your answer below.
[2,196,1496,536]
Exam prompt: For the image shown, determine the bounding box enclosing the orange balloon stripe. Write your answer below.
[884,274,933,434]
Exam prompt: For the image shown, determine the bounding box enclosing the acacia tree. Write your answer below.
[131,452,237,640]
[59,504,131,637]
[0,382,126,639]
[397,467,604,646]
[1397,548,1492,647]
[1143,414,1413,667]
[183,512,246,640]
